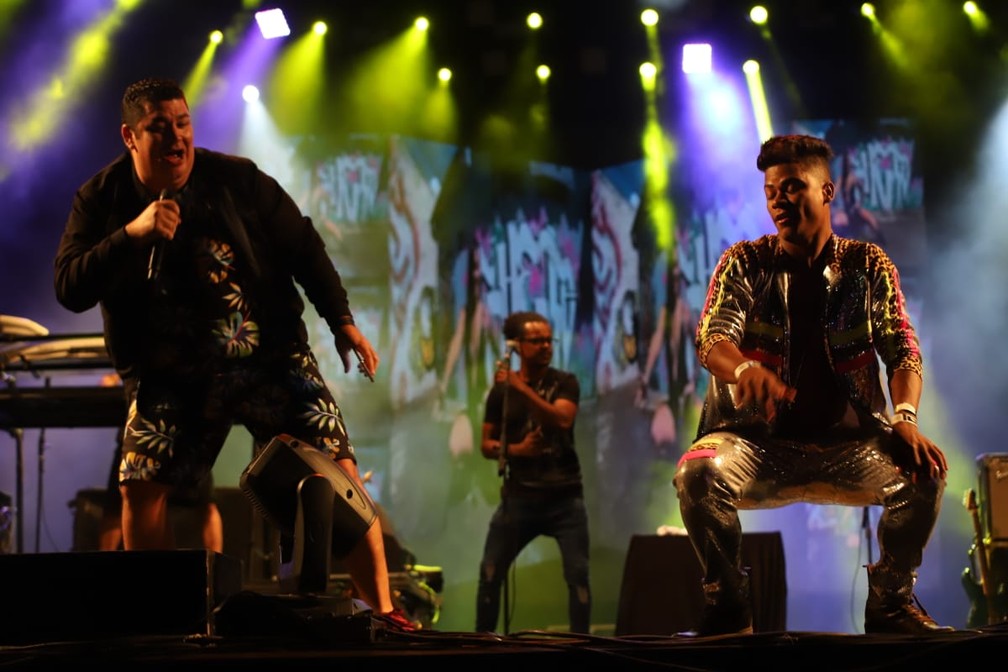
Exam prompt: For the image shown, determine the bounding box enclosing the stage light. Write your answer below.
[9,0,141,153]
[682,43,712,74]
[415,16,429,31]
[641,8,659,27]
[242,84,260,103]
[861,3,875,19]
[313,21,327,36]
[639,61,658,93]
[742,60,773,142]
[963,1,990,31]
[749,5,768,25]
[255,8,290,39]
[527,12,543,30]
[536,64,550,82]
[184,28,225,109]
[438,67,452,83]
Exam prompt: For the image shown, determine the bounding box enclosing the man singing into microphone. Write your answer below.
[54,78,415,630]
[474,310,591,634]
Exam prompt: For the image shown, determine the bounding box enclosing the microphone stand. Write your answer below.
[35,376,50,553]
[862,506,873,563]
[497,347,513,634]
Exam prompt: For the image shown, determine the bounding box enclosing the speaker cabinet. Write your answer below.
[615,532,787,635]
[69,487,272,585]
[978,454,1008,542]
[0,550,241,644]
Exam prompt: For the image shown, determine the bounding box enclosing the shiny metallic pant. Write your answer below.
[674,430,945,603]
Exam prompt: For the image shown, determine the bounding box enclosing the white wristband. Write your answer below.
[893,402,917,417]
[892,411,918,426]
[733,360,760,382]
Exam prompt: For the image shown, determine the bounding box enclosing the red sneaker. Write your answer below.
[374,609,420,633]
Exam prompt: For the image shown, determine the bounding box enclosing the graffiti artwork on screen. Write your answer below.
[377,135,457,540]
[432,153,592,529]
[588,163,656,545]
[217,119,926,632]
[795,118,926,297]
[287,134,394,447]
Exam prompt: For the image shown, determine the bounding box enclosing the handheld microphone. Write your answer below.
[147,188,170,282]
[353,348,374,382]
[496,340,520,373]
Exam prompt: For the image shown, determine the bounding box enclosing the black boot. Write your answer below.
[693,571,753,636]
[864,564,954,634]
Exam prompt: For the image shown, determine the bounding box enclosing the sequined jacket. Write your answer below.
[694,233,922,439]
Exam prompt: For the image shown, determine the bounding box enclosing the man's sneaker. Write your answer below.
[864,595,955,634]
[373,608,420,633]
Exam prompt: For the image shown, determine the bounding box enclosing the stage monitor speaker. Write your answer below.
[615,532,787,636]
[68,487,272,585]
[0,550,241,644]
[240,433,376,559]
[978,453,1008,542]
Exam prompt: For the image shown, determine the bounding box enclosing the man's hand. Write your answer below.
[125,195,180,247]
[493,356,522,388]
[892,421,948,480]
[509,427,545,457]
[336,323,379,381]
[733,365,796,422]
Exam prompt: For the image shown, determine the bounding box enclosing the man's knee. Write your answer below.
[675,438,727,494]
[121,480,171,508]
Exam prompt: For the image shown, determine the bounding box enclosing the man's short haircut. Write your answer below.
[503,311,550,340]
[121,78,187,128]
[756,134,834,180]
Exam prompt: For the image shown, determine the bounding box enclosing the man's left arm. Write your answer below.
[868,244,923,379]
[250,165,353,326]
[867,245,947,477]
[506,372,578,429]
[249,166,367,372]
[888,367,947,478]
[888,367,922,423]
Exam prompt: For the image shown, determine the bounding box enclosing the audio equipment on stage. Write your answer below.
[962,454,1008,628]
[240,434,377,594]
[0,550,241,644]
[1,319,117,554]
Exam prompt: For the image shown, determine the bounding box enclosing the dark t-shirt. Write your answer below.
[773,253,849,440]
[483,367,583,498]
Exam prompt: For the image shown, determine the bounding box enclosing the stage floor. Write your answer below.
[3,623,1007,671]
[1,549,1002,670]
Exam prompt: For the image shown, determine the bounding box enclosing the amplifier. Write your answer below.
[977,453,1008,542]
[0,550,241,644]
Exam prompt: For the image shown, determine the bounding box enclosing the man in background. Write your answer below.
[475,310,590,634]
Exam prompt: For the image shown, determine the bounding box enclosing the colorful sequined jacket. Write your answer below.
[694,233,922,439]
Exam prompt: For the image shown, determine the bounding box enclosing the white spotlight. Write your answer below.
[682,43,712,74]
[255,8,291,39]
